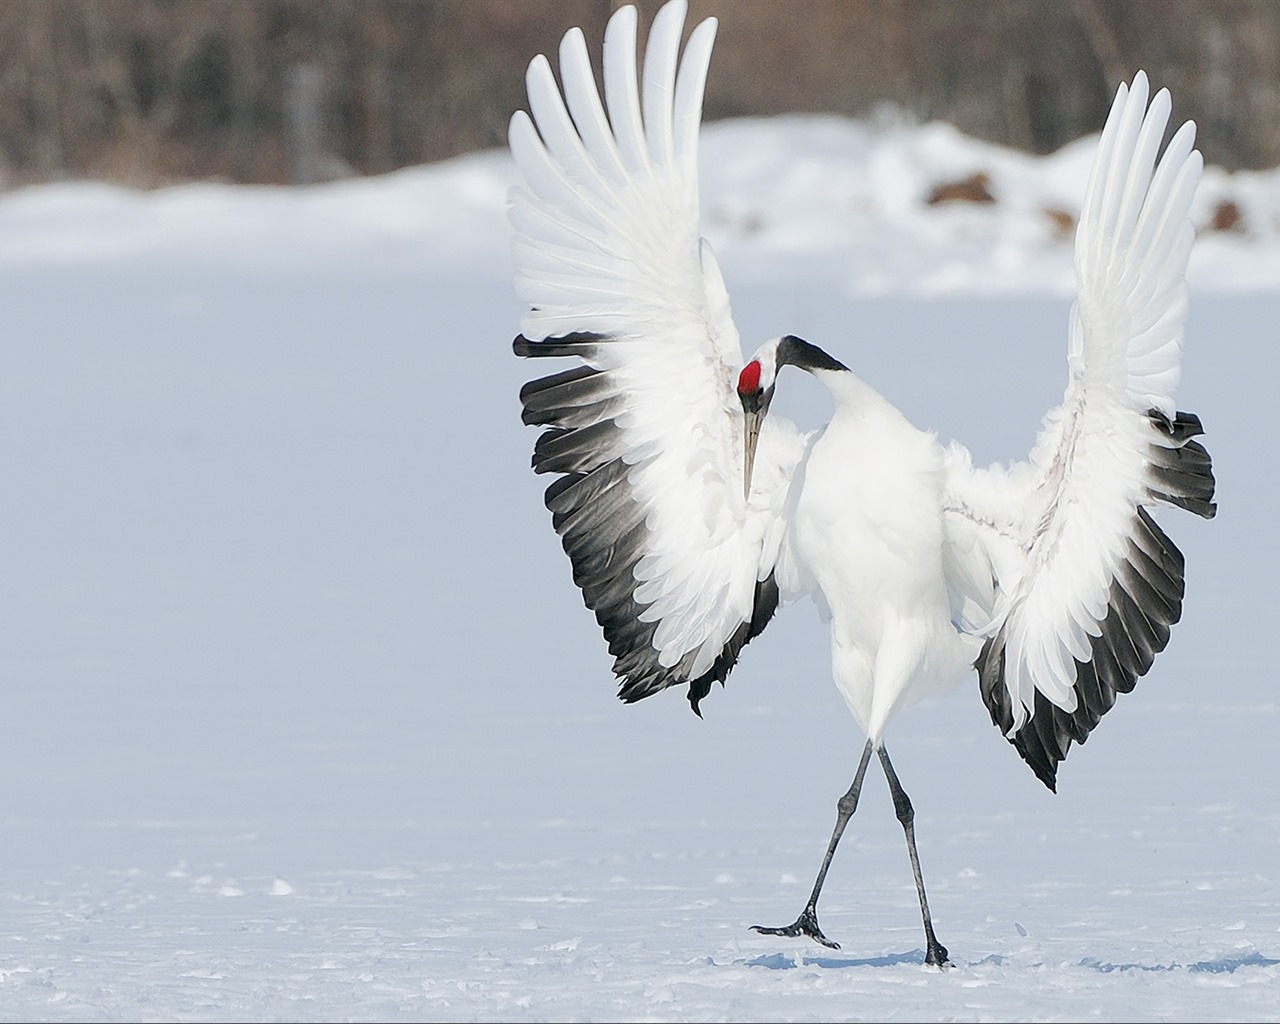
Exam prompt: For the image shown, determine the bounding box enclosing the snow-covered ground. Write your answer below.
[0,109,1276,1022]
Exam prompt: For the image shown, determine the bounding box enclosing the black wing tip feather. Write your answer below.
[685,575,781,716]
[514,331,611,360]
[1148,408,1217,519]
[977,630,1064,790]
[617,575,780,715]
[1149,408,1203,440]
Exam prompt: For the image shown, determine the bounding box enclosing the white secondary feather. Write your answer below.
[509,0,800,682]
[943,71,1204,732]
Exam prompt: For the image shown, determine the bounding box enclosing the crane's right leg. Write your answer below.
[878,744,950,967]
[750,738,875,949]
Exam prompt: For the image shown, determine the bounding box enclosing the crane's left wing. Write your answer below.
[509,1,803,712]
[942,72,1216,790]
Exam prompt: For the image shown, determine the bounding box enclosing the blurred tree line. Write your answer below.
[0,0,1276,189]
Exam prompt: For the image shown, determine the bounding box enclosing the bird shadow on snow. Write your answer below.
[1080,951,1280,975]
[742,951,1280,974]
[743,950,945,970]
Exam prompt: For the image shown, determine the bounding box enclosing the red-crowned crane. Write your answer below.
[509,0,1216,967]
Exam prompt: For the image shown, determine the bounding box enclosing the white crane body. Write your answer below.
[790,370,980,741]
[509,0,1216,966]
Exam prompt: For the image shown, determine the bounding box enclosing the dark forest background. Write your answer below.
[1,0,1276,189]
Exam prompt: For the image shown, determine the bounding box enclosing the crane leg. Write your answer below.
[878,744,950,967]
[750,738,875,949]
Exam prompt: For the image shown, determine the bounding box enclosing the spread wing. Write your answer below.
[509,0,804,712]
[942,72,1217,790]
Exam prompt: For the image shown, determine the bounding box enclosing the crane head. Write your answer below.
[737,342,780,501]
[738,335,847,500]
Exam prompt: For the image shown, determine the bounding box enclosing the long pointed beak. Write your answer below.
[742,407,762,501]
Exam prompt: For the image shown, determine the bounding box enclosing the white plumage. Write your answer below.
[510,0,1215,967]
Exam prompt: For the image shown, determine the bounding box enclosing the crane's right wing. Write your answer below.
[510,1,803,712]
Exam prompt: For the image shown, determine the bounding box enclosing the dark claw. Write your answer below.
[925,940,950,968]
[750,906,840,950]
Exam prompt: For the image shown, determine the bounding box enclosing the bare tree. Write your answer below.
[0,0,1275,189]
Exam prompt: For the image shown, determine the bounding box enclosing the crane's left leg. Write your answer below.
[878,744,950,967]
[751,738,876,949]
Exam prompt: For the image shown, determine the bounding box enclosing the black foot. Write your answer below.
[750,906,840,950]
[925,939,950,968]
